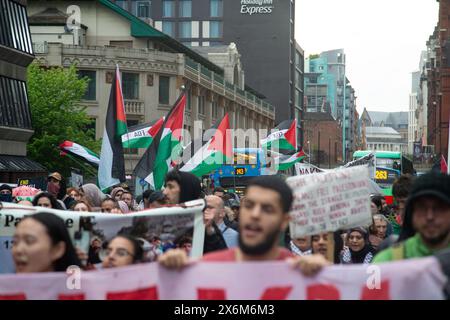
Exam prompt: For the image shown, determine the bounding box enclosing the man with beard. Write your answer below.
[159,175,329,276]
[373,172,450,262]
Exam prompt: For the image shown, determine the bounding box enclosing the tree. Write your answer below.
[27,62,100,177]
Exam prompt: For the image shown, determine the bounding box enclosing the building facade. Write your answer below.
[0,0,47,183]
[304,49,358,162]
[408,71,420,155]
[28,0,275,174]
[302,112,342,168]
[426,0,450,162]
[111,0,303,128]
[365,127,408,153]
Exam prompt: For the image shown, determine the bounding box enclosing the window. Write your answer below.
[0,0,33,54]
[159,76,170,104]
[115,0,128,9]
[162,21,174,36]
[132,1,151,18]
[295,89,301,108]
[122,73,139,100]
[179,22,191,38]
[198,95,205,115]
[210,21,222,38]
[179,0,192,18]
[78,70,96,101]
[162,0,174,17]
[0,75,32,129]
[109,40,133,48]
[210,0,223,17]
[186,90,192,110]
[212,101,218,118]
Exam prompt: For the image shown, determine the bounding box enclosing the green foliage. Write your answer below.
[27,63,100,177]
[309,54,320,59]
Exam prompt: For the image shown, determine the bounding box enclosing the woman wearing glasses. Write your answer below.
[100,235,144,269]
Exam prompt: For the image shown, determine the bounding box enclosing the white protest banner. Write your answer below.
[0,200,205,274]
[294,163,326,176]
[343,152,376,180]
[0,257,445,300]
[287,166,372,237]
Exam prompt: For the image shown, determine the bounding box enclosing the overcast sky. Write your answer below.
[295,0,439,114]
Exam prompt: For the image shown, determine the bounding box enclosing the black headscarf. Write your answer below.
[344,227,375,264]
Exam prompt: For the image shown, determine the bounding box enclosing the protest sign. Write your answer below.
[343,153,376,180]
[286,166,372,237]
[17,177,47,191]
[294,163,326,176]
[0,257,445,300]
[0,200,205,274]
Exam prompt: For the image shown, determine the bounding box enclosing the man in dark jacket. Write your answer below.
[163,170,227,254]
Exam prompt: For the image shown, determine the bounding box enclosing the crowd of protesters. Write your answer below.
[0,168,449,296]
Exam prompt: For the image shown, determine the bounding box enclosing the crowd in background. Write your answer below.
[0,169,449,298]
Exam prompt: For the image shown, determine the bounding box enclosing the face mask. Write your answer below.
[47,182,60,196]
[0,193,13,202]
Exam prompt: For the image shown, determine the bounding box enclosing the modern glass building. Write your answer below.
[0,0,47,182]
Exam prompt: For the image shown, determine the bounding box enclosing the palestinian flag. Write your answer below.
[134,93,186,190]
[261,119,297,153]
[273,148,306,171]
[180,113,232,177]
[98,65,127,191]
[441,154,448,174]
[121,117,164,149]
[59,141,100,167]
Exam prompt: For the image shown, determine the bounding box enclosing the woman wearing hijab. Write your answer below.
[110,187,125,202]
[340,227,375,264]
[80,184,106,211]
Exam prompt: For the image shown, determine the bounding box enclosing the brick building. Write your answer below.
[427,0,450,161]
[302,112,342,168]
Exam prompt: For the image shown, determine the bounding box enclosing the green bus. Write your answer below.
[352,150,414,204]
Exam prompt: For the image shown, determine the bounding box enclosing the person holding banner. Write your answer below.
[163,170,228,254]
[159,175,330,276]
[32,192,63,210]
[12,212,81,273]
[310,232,344,264]
[374,172,450,263]
[100,235,144,269]
[340,227,375,264]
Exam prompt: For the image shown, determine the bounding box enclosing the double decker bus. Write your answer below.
[210,148,270,194]
[353,150,414,204]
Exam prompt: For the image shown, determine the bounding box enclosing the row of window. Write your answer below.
[78,70,170,104]
[161,21,222,38]
[0,0,33,54]
[0,76,32,129]
[116,0,223,19]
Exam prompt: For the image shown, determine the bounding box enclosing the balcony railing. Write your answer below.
[125,100,144,115]
[184,58,275,119]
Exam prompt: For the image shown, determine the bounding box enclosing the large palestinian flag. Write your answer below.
[134,93,185,190]
[180,113,232,177]
[121,117,164,149]
[261,119,297,153]
[98,65,127,191]
[272,148,306,171]
[59,141,100,167]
